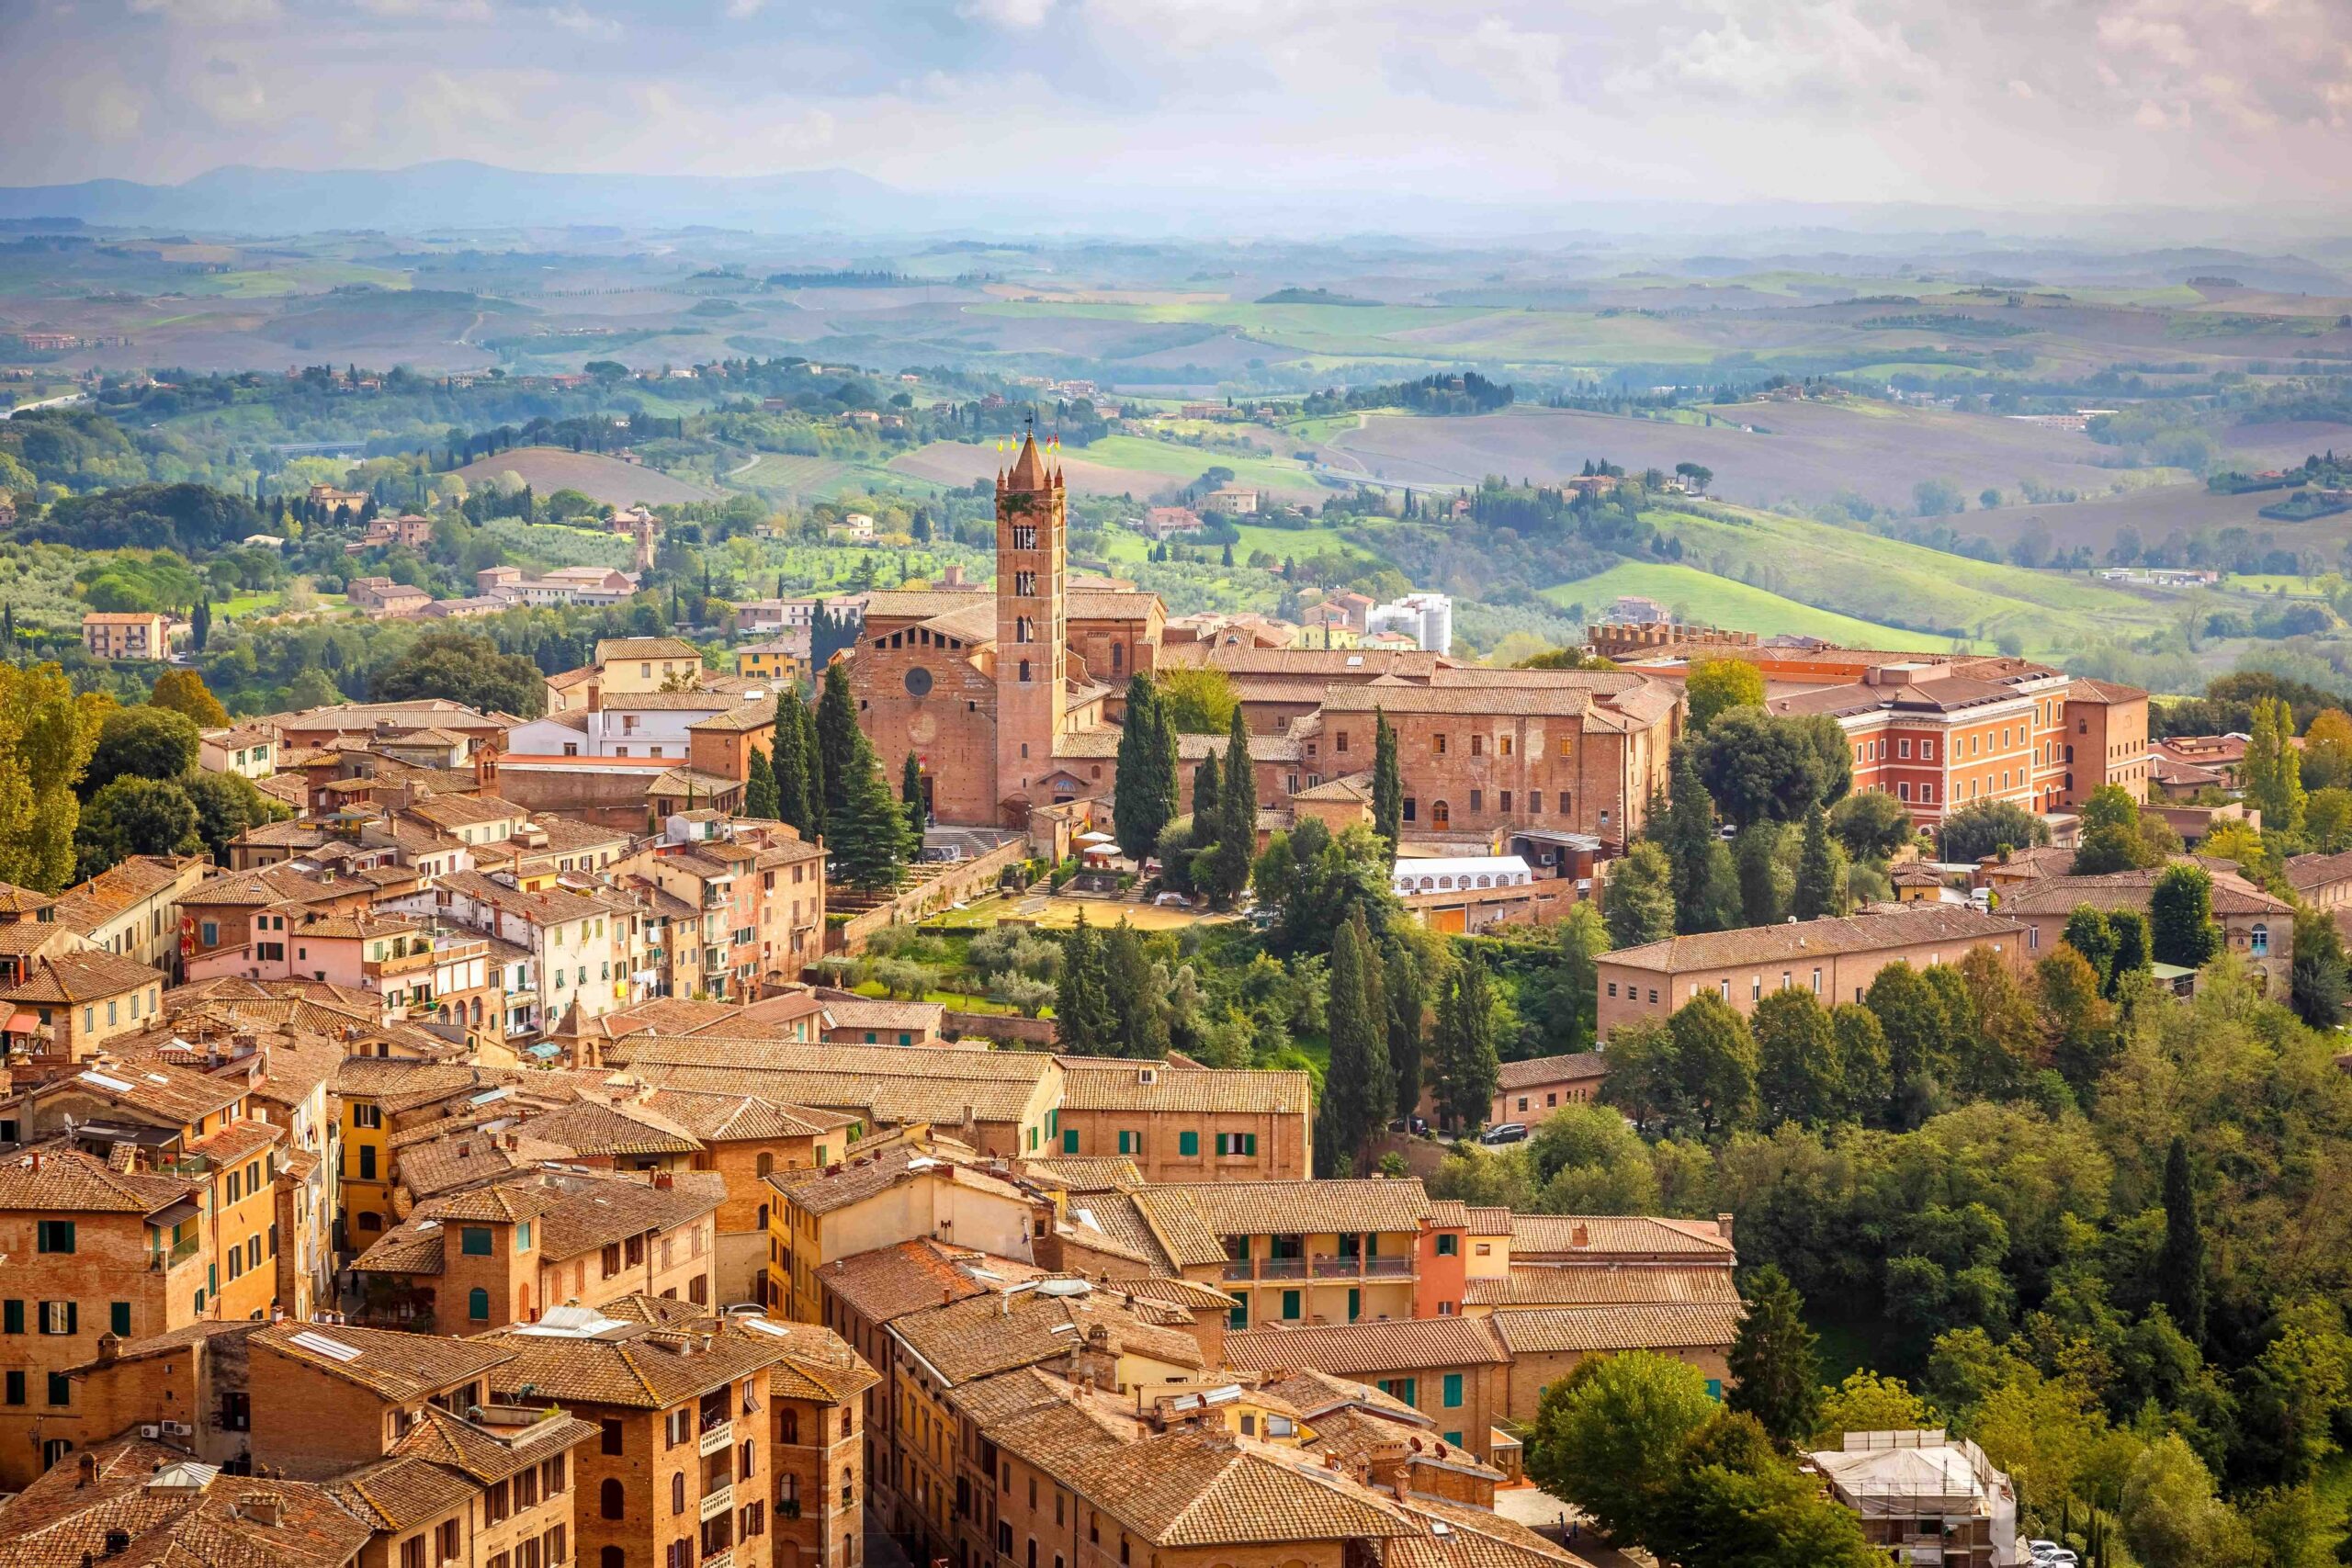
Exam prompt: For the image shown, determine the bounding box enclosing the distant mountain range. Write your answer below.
[0,160,927,235]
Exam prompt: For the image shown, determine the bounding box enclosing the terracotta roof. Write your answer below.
[1128,1180,1434,1267]
[0,1433,371,1568]
[889,1281,1205,1386]
[1258,1368,1430,1426]
[1018,1155,1144,1192]
[1487,1303,1744,1355]
[1464,1206,1513,1236]
[327,1456,481,1530]
[821,1239,1036,1325]
[330,1057,495,1112]
[2280,851,2352,894]
[1495,1052,1607,1091]
[1596,905,2025,973]
[1464,1266,1739,1308]
[507,1099,704,1156]
[251,1320,514,1401]
[0,951,164,1004]
[1221,1317,1509,1376]
[1067,1428,1417,1548]
[685,697,779,733]
[984,1392,1151,1473]
[51,855,202,935]
[1997,864,2290,918]
[606,1035,1054,1125]
[401,794,525,830]
[0,880,57,914]
[0,1145,196,1214]
[1386,1493,1584,1568]
[1057,1192,1177,1271]
[813,989,945,1036]
[52,1058,247,1124]
[1508,1215,1735,1258]
[595,637,702,661]
[483,1320,815,1409]
[392,1129,577,1200]
[358,1168,724,1274]
[641,1089,847,1142]
[1058,1063,1311,1114]
[767,1142,1022,1217]
[388,1405,598,1484]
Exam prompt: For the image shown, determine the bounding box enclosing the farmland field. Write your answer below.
[1313,402,2152,516]
[887,433,1325,502]
[1642,503,2188,659]
[453,446,718,506]
[1541,562,1974,649]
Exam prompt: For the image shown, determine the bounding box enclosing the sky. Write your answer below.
[5,0,2352,212]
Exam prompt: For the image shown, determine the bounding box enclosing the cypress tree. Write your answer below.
[797,690,827,841]
[1321,912,1392,1175]
[1430,953,1501,1132]
[816,660,860,828]
[1385,939,1427,1122]
[2158,1135,2207,1343]
[1114,674,1178,861]
[1371,708,1402,852]
[1204,707,1255,908]
[1661,745,1718,928]
[771,697,815,837]
[744,745,781,820]
[2150,863,2222,968]
[1191,748,1221,845]
[1101,919,1168,1060]
[829,730,912,893]
[900,751,927,841]
[1055,912,1115,1055]
[1792,802,1838,920]
[1725,1264,1824,1444]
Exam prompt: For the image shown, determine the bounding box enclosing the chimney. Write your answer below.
[1716,1213,1736,1246]
[1569,1223,1589,1248]
[96,1333,119,1367]
[77,1452,98,1487]
[653,1172,673,1191]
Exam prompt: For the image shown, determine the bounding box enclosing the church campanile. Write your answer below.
[994,434,1067,821]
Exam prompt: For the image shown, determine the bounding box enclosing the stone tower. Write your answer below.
[994,434,1066,822]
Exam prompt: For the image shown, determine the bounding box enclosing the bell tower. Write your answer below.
[994,433,1066,820]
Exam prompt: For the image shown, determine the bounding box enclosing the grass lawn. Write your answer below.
[2219,573,2331,596]
[1542,561,1970,649]
[847,978,1017,1015]
[1021,897,1233,932]
[922,897,1016,931]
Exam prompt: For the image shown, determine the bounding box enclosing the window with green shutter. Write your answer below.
[1117,1131,1136,1155]
[110,1303,130,1337]
[1227,1294,1248,1330]
[36,1221,73,1254]
[469,1288,491,1321]
[3,1371,21,1404]
[1347,1289,1360,1323]
[3,1300,21,1336]
[1705,1379,1724,1401]
[460,1226,493,1257]
[46,1373,69,1407]
[1443,1431,1463,1447]
[1281,1290,1301,1320]
[1062,1129,1080,1154]
[1443,1373,1464,1408]
[1435,1235,1458,1256]
[1179,1131,1199,1156]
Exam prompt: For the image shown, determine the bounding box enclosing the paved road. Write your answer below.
[1492,1484,1651,1568]
[3,392,86,419]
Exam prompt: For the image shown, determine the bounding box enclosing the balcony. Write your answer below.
[703,1554,731,1568]
[148,1233,201,1271]
[1219,1260,1253,1282]
[1365,1256,1414,1278]
[699,1418,735,1457]
[1255,1258,1308,1280]
[700,1484,733,1523]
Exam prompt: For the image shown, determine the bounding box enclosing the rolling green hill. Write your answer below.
[1639,503,2186,659]
[1540,561,1974,649]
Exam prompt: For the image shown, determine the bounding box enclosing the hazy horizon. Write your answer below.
[6,0,2351,225]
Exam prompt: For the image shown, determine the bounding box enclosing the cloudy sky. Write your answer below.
[5,0,2350,211]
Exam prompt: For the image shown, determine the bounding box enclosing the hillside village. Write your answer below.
[7,425,2352,1568]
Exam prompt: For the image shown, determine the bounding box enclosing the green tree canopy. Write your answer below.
[1938,798,2050,863]
[86,705,198,795]
[1603,840,1677,949]
[372,630,548,717]
[1727,1264,1825,1445]
[1693,707,1841,827]
[1685,656,1767,731]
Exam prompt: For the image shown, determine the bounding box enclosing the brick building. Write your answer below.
[1594,906,2028,1037]
[847,435,1679,845]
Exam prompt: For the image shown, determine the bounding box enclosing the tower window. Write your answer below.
[1011,526,1037,550]
[1013,571,1036,596]
[1018,660,1032,682]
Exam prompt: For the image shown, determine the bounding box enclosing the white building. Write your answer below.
[1366,592,1453,654]
[505,687,773,761]
[386,870,629,1041]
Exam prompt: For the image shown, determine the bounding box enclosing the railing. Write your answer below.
[703,1552,731,1568]
[1218,1260,1253,1281]
[1307,1256,1361,1279]
[1365,1256,1414,1278]
[699,1419,734,1457]
[1255,1258,1308,1280]
[699,1484,733,1523]
[149,1233,201,1270]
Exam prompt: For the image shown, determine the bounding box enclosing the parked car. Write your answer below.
[1478,1122,1528,1145]
[1153,891,1192,908]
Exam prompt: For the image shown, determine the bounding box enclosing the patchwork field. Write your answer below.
[1541,561,1973,649]
[887,433,1326,502]
[453,446,718,506]
[1315,402,2151,516]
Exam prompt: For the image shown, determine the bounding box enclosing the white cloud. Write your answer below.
[958,0,1054,27]
[124,0,282,19]
[539,5,623,39]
